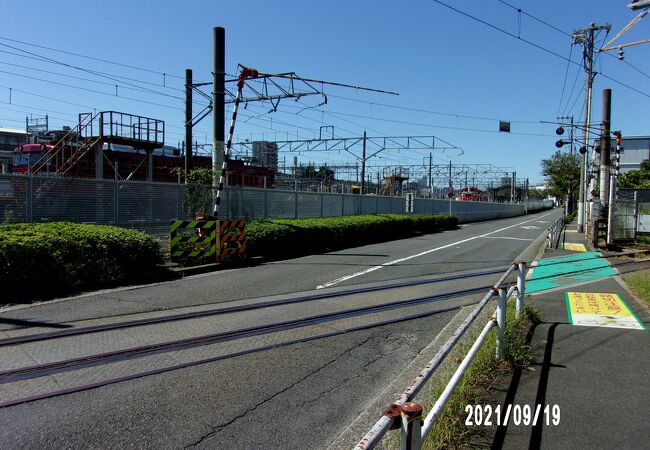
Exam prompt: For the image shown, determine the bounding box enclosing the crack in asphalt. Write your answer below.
[294,331,413,410]
[183,334,378,449]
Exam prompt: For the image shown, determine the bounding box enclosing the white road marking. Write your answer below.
[316,212,553,289]
[521,226,540,230]
[481,236,534,241]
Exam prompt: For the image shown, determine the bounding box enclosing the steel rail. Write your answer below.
[0,285,491,384]
[0,267,507,347]
[0,305,465,410]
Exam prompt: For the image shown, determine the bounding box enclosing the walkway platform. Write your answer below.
[485,221,650,449]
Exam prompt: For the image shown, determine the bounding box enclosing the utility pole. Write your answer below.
[428,152,432,198]
[213,27,225,194]
[573,23,610,233]
[360,131,367,194]
[600,89,612,205]
[184,69,193,178]
[448,161,452,215]
[599,89,612,207]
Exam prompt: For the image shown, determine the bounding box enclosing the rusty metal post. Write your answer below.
[516,262,526,319]
[400,403,423,450]
[496,287,507,359]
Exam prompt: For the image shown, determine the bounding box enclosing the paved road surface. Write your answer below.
[0,210,560,449]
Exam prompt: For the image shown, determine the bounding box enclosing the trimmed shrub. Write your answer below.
[0,222,163,302]
[246,214,457,260]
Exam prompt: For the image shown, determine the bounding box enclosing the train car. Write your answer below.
[459,186,483,201]
[12,144,56,175]
[11,137,275,187]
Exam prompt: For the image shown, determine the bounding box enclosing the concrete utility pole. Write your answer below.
[428,152,433,198]
[213,27,225,192]
[360,131,367,194]
[185,69,193,177]
[599,89,612,207]
[573,23,610,233]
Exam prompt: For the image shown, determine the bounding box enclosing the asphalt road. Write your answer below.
[0,209,561,449]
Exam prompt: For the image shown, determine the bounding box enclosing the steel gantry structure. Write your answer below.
[232,134,463,194]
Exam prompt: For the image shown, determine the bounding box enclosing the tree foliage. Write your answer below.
[618,160,650,189]
[541,151,580,198]
[303,164,335,180]
[528,188,547,199]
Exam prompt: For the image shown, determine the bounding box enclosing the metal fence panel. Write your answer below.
[614,190,637,241]
[297,192,322,218]
[266,190,297,218]
[34,176,116,225]
[0,174,28,223]
[322,193,342,217]
[118,180,183,236]
[638,201,649,233]
[1,174,542,239]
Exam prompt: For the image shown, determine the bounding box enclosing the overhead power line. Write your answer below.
[495,0,572,37]
[432,0,650,100]
[0,35,183,80]
[0,41,183,100]
[0,70,185,111]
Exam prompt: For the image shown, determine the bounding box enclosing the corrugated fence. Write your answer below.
[0,174,552,238]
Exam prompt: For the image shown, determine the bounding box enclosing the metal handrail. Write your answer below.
[353,265,524,449]
[353,216,563,449]
[546,213,565,249]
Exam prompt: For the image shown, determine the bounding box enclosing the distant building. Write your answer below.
[252,141,278,172]
[619,136,649,174]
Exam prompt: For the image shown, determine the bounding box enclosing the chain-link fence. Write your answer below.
[638,203,650,234]
[0,174,546,238]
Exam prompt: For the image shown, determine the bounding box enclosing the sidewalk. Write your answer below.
[488,221,650,449]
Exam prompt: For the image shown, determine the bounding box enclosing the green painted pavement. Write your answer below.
[527,252,618,293]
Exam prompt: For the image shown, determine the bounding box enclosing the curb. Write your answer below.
[327,229,551,449]
[326,305,475,450]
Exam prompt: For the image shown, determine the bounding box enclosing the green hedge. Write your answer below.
[0,222,163,302]
[246,214,458,260]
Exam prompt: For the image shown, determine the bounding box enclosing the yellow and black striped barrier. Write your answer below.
[169,220,217,260]
[217,220,247,261]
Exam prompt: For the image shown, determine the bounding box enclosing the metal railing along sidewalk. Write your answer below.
[352,217,563,449]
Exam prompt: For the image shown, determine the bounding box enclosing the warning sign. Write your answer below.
[562,243,586,252]
[566,292,646,330]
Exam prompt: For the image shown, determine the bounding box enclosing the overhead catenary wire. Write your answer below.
[0,35,183,80]
[557,45,575,116]
[0,70,185,112]
[432,0,650,100]
[494,0,572,38]
[0,41,185,100]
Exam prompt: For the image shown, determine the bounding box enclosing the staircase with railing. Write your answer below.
[30,112,100,176]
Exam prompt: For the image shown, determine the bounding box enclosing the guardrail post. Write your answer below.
[516,262,526,319]
[496,287,507,359]
[400,403,423,450]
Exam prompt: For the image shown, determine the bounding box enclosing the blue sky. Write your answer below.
[1,0,648,186]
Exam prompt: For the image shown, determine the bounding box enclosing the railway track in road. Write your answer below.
[0,267,509,409]
[0,266,508,348]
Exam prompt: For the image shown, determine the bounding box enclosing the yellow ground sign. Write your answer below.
[566,292,646,330]
[563,243,586,252]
